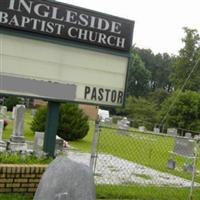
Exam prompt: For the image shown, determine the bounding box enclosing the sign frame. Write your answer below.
[0,27,131,107]
[0,0,134,51]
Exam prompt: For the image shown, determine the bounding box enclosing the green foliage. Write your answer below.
[127,48,151,97]
[0,152,52,164]
[58,104,89,141]
[160,90,200,131]
[0,194,32,200]
[97,185,200,200]
[30,106,47,132]
[4,96,21,111]
[136,48,174,92]
[171,27,200,91]
[147,88,170,109]
[125,96,157,130]
[31,103,89,141]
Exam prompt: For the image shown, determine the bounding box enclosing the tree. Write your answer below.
[125,96,158,130]
[147,88,169,109]
[171,27,200,91]
[159,91,200,131]
[31,103,89,141]
[135,48,174,92]
[127,48,151,97]
[4,96,21,111]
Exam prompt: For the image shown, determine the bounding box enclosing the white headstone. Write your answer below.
[185,132,192,138]
[154,128,160,134]
[34,132,64,156]
[34,156,96,200]
[139,126,145,132]
[13,105,25,137]
[0,106,7,115]
[117,117,130,133]
[31,109,36,116]
[10,105,26,143]
[0,119,6,151]
[173,138,195,157]
[12,106,17,120]
[0,119,4,140]
[167,128,177,136]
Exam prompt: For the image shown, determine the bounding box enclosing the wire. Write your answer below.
[160,54,200,130]
[0,34,2,91]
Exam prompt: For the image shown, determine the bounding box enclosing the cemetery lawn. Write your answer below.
[1,186,200,200]
[3,110,34,141]
[0,194,32,200]
[3,110,200,180]
[2,111,200,199]
[96,185,200,200]
[3,111,200,182]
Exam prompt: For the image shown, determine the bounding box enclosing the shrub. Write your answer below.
[31,103,89,141]
[4,96,21,111]
[30,106,47,132]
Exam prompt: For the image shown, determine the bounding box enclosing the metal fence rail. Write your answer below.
[91,122,200,200]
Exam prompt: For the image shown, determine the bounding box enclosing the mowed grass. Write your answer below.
[2,110,34,141]
[2,111,200,182]
[97,127,200,182]
[1,110,200,199]
[96,185,200,200]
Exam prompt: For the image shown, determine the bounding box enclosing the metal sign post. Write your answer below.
[43,101,60,157]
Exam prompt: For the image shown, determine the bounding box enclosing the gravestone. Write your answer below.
[167,128,177,137]
[138,126,145,132]
[117,117,130,133]
[34,132,45,156]
[0,106,7,115]
[194,135,200,141]
[31,109,36,116]
[34,156,96,200]
[173,138,195,157]
[12,106,17,120]
[167,159,176,170]
[153,127,160,134]
[9,105,27,151]
[0,119,6,151]
[34,132,64,156]
[185,132,192,138]
[167,137,195,171]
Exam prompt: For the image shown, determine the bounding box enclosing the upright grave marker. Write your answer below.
[0,0,134,156]
[0,119,6,151]
[9,105,27,151]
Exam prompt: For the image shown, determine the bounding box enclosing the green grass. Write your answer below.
[3,110,34,141]
[1,110,200,199]
[97,127,200,182]
[0,152,52,164]
[0,194,32,200]
[68,120,95,152]
[96,185,200,200]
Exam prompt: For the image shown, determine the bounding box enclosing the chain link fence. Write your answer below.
[90,121,200,200]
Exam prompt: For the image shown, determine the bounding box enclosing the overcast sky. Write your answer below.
[59,0,200,55]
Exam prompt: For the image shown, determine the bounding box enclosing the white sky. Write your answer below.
[59,0,200,55]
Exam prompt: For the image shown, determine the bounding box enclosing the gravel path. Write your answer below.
[67,151,199,187]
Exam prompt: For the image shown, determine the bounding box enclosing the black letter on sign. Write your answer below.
[84,86,90,99]
[91,87,97,100]
[117,91,124,104]
[111,90,117,102]
[98,88,104,101]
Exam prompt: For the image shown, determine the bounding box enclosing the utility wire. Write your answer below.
[160,54,200,130]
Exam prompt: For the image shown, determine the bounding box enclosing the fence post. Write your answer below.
[188,139,199,200]
[90,117,100,172]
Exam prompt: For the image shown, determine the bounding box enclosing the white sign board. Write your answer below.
[0,33,128,106]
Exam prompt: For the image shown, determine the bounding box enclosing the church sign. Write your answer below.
[0,0,134,51]
[0,0,134,106]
